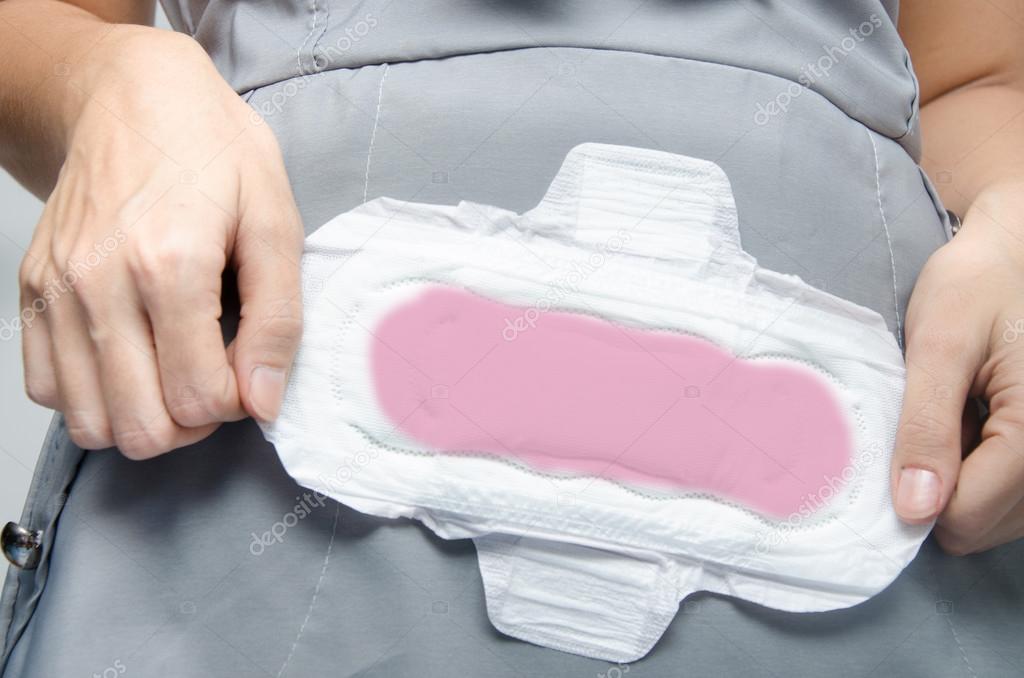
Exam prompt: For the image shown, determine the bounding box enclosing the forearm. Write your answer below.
[0,0,153,198]
[900,0,1024,220]
[7,0,303,456]
[919,78,1024,219]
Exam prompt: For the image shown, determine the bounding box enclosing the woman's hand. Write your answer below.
[892,183,1024,554]
[18,26,304,458]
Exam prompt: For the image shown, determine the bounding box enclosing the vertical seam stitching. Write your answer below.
[363,63,391,204]
[309,0,330,71]
[944,614,978,678]
[295,0,320,76]
[275,503,341,678]
[866,128,903,349]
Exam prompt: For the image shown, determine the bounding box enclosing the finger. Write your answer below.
[85,280,218,459]
[961,397,982,454]
[230,187,303,423]
[46,285,114,449]
[21,311,58,409]
[892,320,985,524]
[937,494,1024,556]
[936,405,1024,554]
[19,204,60,409]
[135,222,244,427]
[19,258,59,409]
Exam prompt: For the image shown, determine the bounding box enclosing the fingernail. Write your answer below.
[249,366,286,421]
[896,467,941,520]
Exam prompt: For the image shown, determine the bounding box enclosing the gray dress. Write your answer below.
[3,1,1023,676]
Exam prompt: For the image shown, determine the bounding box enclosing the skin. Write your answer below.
[0,0,1020,552]
[895,0,1024,555]
[0,0,303,457]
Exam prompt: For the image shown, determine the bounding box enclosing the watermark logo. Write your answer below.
[248,491,329,556]
[255,13,379,118]
[754,14,882,126]
[750,442,880,558]
[598,663,631,678]
[502,229,631,342]
[91,659,126,678]
[1002,318,1024,344]
[2,228,127,341]
[314,447,381,496]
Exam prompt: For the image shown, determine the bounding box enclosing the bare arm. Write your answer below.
[900,0,1024,215]
[0,0,155,196]
[1,0,304,458]
[892,1,1024,554]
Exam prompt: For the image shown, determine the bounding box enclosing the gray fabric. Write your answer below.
[172,0,922,157]
[4,1,1024,676]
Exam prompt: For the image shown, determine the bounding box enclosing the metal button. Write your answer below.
[947,209,962,236]
[2,522,43,570]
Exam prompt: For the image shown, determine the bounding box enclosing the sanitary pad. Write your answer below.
[263,143,931,662]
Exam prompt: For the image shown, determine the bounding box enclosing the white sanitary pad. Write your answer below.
[262,143,931,662]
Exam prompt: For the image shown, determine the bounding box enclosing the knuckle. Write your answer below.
[72,280,114,324]
[163,370,238,427]
[908,327,971,364]
[935,506,992,556]
[114,421,177,460]
[19,265,58,309]
[18,256,43,294]
[247,302,303,357]
[248,123,285,159]
[68,266,102,301]
[987,387,1024,430]
[24,376,58,409]
[918,244,980,293]
[934,526,981,557]
[945,509,988,539]
[165,388,230,427]
[127,235,191,285]
[47,238,74,273]
[165,397,210,428]
[897,402,958,457]
[64,413,113,450]
[985,416,1024,448]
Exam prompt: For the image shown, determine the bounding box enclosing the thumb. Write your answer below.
[892,326,981,524]
[231,203,304,423]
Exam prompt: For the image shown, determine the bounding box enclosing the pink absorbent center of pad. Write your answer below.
[370,285,852,517]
